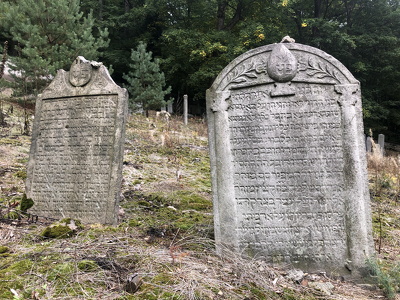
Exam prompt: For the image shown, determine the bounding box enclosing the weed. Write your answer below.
[367,258,400,299]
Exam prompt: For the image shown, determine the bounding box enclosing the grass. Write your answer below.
[367,138,400,299]
[0,102,398,299]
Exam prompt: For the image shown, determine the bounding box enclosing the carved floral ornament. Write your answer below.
[226,44,340,86]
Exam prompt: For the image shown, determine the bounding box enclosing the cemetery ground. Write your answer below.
[0,99,399,300]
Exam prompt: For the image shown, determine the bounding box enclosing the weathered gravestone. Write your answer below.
[206,40,373,277]
[26,56,128,224]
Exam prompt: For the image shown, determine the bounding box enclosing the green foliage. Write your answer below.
[1,0,400,137]
[123,42,171,112]
[19,193,34,212]
[367,258,400,299]
[0,0,109,95]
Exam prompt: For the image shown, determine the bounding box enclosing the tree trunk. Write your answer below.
[217,0,228,30]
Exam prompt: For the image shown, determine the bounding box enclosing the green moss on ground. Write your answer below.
[78,260,99,272]
[41,218,84,239]
[0,259,34,299]
[0,246,10,253]
[123,191,213,239]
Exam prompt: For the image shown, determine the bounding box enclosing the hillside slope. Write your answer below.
[0,99,398,299]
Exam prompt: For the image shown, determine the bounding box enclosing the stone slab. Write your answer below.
[26,57,128,224]
[206,42,373,277]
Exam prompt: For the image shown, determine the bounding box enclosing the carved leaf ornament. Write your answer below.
[299,58,339,82]
[226,43,340,86]
[227,60,267,84]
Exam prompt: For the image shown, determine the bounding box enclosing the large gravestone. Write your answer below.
[206,40,373,277]
[26,57,128,224]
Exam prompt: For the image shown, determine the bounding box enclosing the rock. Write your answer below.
[40,218,84,239]
[358,284,377,291]
[286,269,305,283]
[308,282,335,296]
[125,273,142,294]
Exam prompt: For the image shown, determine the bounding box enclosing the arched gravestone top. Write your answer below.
[26,57,128,225]
[211,42,357,92]
[206,42,373,278]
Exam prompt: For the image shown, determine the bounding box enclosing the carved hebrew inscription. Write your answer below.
[228,84,347,267]
[29,95,118,221]
[207,42,373,277]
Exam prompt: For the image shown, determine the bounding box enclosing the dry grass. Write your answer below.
[0,103,396,299]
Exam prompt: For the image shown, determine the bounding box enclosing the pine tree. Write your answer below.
[123,42,171,113]
[0,0,109,96]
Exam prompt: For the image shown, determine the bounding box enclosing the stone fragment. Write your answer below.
[125,273,142,294]
[286,269,304,283]
[308,282,335,296]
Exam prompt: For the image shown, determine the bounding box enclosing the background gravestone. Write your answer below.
[26,56,128,224]
[206,41,373,277]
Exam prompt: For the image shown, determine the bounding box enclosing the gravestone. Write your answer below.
[183,94,188,125]
[206,40,373,277]
[378,134,385,156]
[366,136,372,153]
[26,56,128,224]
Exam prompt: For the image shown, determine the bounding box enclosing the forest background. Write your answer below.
[1,0,400,142]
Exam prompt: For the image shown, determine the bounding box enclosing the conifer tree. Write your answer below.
[123,42,171,113]
[0,0,109,95]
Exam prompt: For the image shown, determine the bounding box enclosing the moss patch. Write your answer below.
[41,218,84,239]
[78,260,99,272]
[123,192,213,240]
[0,246,10,254]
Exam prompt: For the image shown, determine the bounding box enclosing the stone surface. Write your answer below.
[308,282,335,296]
[26,56,128,224]
[206,42,373,277]
[378,133,385,156]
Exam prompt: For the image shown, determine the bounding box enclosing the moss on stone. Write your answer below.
[41,225,74,239]
[41,218,84,239]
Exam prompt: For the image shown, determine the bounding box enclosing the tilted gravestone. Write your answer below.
[206,40,373,277]
[26,57,128,224]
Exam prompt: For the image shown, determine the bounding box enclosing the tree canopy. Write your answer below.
[0,0,109,95]
[1,0,400,141]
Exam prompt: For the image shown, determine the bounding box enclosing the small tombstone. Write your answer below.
[206,40,373,277]
[378,134,385,156]
[366,136,372,153]
[167,101,174,114]
[183,94,188,125]
[26,57,128,224]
